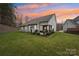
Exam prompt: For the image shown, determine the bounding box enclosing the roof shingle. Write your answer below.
[27,14,55,25]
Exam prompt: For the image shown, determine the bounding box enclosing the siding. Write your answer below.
[48,15,56,31]
[27,25,37,32]
[25,26,28,32]
[63,21,76,32]
[36,24,39,31]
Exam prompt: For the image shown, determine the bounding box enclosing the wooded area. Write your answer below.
[0,3,16,27]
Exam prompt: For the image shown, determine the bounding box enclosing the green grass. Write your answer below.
[0,32,79,56]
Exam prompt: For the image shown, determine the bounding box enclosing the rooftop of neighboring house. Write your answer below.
[63,19,72,25]
[64,16,79,25]
[73,16,79,25]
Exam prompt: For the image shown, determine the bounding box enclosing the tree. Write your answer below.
[0,3,16,27]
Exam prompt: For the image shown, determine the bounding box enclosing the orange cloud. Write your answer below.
[55,8,79,23]
[57,14,78,23]
[27,4,39,9]
[23,8,79,17]
[54,8,79,16]
[16,8,79,23]
[23,9,54,17]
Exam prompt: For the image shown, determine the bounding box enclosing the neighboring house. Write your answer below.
[20,14,57,35]
[63,16,79,33]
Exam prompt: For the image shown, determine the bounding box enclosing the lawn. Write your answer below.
[0,32,79,56]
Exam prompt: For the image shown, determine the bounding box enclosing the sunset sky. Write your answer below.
[13,3,79,23]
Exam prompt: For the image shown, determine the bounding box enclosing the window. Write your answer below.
[76,21,79,24]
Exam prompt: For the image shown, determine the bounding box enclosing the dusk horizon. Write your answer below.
[13,3,79,23]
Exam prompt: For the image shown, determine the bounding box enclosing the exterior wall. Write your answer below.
[20,26,28,32]
[48,15,56,32]
[20,27,24,31]
[47,26,50,30]
[31,25,37,33]
[24,26,29,32]
[36,24,40,31]
[27,25,31,32]
[39,25,42,31]
[27,25,37,33]
[20,27,25,32]
[63,21,76,32]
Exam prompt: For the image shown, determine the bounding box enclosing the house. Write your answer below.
[20,14,57,35]
[63,16,79,33]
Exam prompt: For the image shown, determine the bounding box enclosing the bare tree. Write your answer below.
[0,3,16,27]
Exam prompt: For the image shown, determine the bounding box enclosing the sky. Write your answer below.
[13,3,79,23]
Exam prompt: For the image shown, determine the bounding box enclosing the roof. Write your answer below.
[63,19,72,25]
[64,16,79,25]
[73,16,79,25]
[26,14,55,25]
[74,16,79,21]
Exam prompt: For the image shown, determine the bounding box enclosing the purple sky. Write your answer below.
[14,3,79,23]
